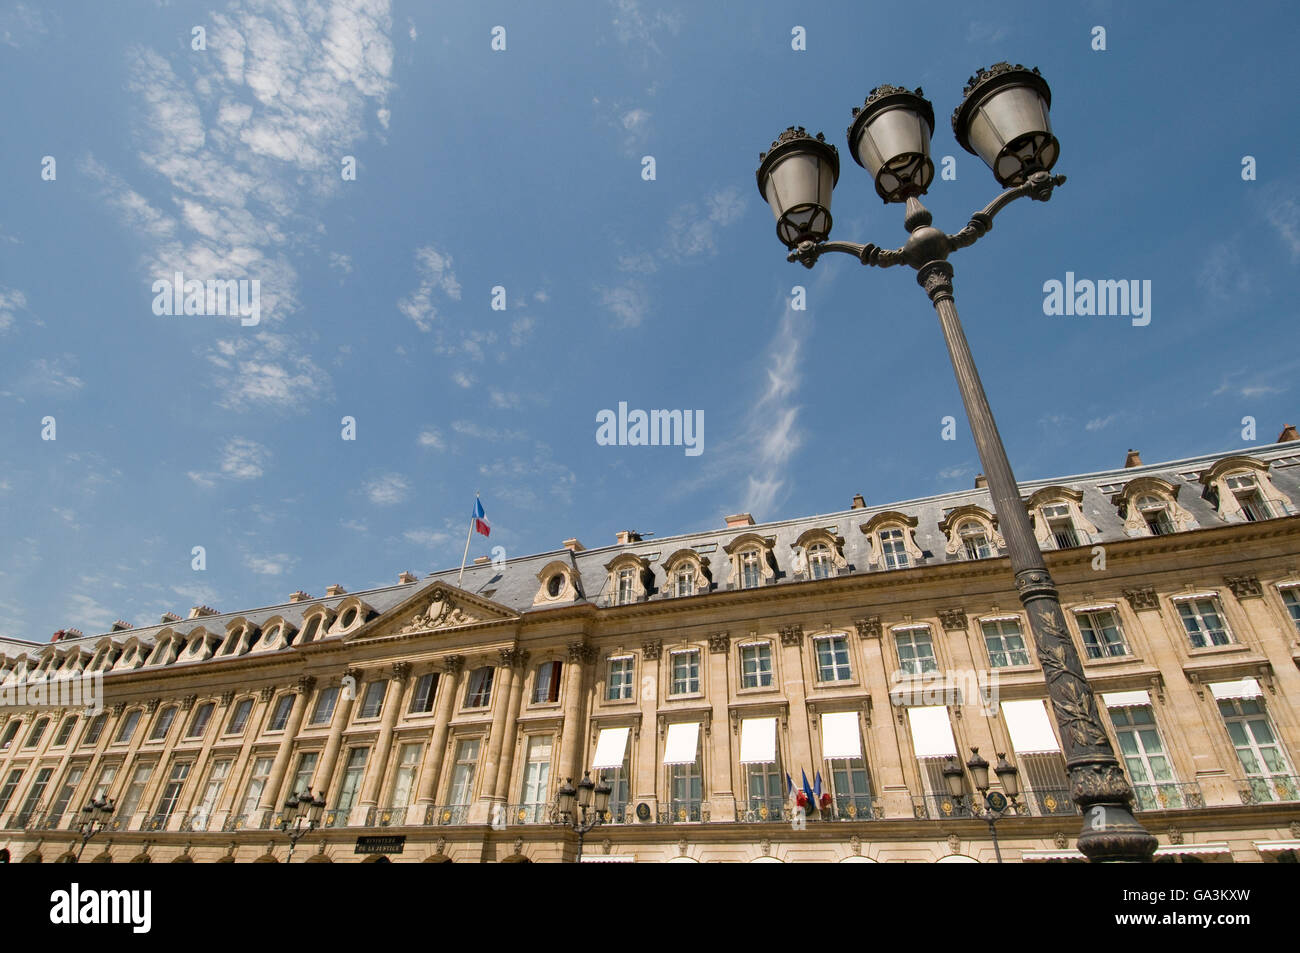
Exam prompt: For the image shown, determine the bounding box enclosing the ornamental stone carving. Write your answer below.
[708,632,730,654]
[642,640,663,661]
[145,697,161,713]
[1053,832,1068,850]
[938,608,967,631]
[181,694,198,711]
[391,661,412,681]
[854,616,881,639]
[219,691,235,707]
[1224,575,1263,599]
[779,624,804,647]
[259,686,275,703]
[112,702,126,717]
[1123,587,1160,611]
[441,654,465,675]
[567,641,595,664]
[399,595,478,633]
[296,675,317,694]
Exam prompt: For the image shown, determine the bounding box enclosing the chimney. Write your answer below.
[1124,449,1143,468]
[111,620,133,632]
[160,612,182,624]
[974,474,988,489]
[851,494,866,509]
[288,591,311,603]
[615,530,643,545]
[188,606,217,619]
[1278,424,1299,443]
[562,538,585,552]
[725,513,755,528]
[50,629,65,643]
[64,628,83,638]
[473,556,490,565]
[325,584,347,597]
[398,571,418,584]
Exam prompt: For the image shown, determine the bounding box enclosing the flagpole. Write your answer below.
[457,492,477,588]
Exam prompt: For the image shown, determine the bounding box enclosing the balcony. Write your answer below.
[734,796,785,823]
[1238,775,1300,805]
[506,802,556,825]
[912,794,972,820]
[365,804,419,827]
[657,801,709,824]
[1131,781,1204,811]
[827,794,881,821]
[1022,788,1079,817]
[426,803,471,826]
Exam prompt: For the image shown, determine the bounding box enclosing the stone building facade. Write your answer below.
[2,435,1300,863]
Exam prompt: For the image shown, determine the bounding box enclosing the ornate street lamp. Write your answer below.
[943,748,1020,863]
[755,64,1155,863]
[552,771,612,863]
[75,796,114,862]
[279,789,326,863]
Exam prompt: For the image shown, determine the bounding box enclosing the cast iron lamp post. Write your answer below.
[278,789,325,863]
[553,771,611,863]
[755,63,1155,863]
[943,748,1021,863]
[75,796,114,862]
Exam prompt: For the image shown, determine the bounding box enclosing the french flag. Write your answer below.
[472,497,490,537]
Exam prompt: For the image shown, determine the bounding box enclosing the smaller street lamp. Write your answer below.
[278,789,326,863]
[943,748,1020,863]
[75,797,114,862]
[552,771,612,863]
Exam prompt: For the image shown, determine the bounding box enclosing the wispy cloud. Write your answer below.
[1265,187,1300,260]
[598,282,649,328]
[245,553,297,576]
[398,244,462,331]
[0,286,27,333]
[189,437,271,486]
[1085,414,1116,432]
[418,428,445,450]
[364,472,409,505]
[452,420,528,442]
[403,528,452,547]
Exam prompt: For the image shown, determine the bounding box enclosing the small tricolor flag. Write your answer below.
[473,497,490,537]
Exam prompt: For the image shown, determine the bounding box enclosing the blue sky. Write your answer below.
[1,0,1298,641]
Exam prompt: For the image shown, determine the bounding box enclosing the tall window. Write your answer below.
[299,616,321,643]
[46,766,85,826]
[1176,598,1230,648]
[670,650,700,695]
[116,763,153,821]
[894,627,937,676]
[1109,705,1179,810]
[616,568,636,605]
[815,636,852,682]
[409,672,439,713]
[1077,609,1129,659]
[289,753,318,800]
[448,739,480,805]
[185,703,213,739]
[603,755,631,824]
[808,543,833,579]
[239,756,274,816]
[1280,588,1300,635]
[114,710,141,745]
[746,761,782,816]
[16,767,53,826]
[740,643,773,689]
[155,762,191,822]
[23,717,48,749]
[740,550,762,589]
[333,748,369,818]
[226,698,253,735]
[150,706,177,741]
[879,528,910,569]
[358,680,387,719]
[310,686,339,725]
[1136,496,1175,536]
[1219,697,1297,803]
[959,521,991,560]
[1042,503,1079,548]
[532,661,563,704]
[669,739,703,819]
[192,759,231,828]
[90,764,117,802]
[53,716,78,748]
[674,568,695,597]
[0,769,24,813]
[607,657,634,700]
[519,735,553,821]
[982,619,1030,668]
[1226,473,1273,521]
[464,667,494,708]
[81,713,107,747]
[827,758,872,818]
[267,695,295,731]
[390,744,421,809]
[1,721,21,751]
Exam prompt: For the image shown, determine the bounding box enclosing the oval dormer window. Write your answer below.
[339,608,358,629]
[547,574,564,598]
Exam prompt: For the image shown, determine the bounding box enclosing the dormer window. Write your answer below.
[861,512,923,571]
[1226,473,1271,521]
[722,534,777,590]
[1042,503,1079,548]
[808,543,832,579]
[617,568,636,605]
[535,561,580,605]
[881,528,910,569]
[958,521,991,560]
[1028,488,1097,550]
[339,607,358,629]
[675,568,695,597]
[1200,456,1295,524]
[740,550,762,588]
[1136,496,1175,536]
[547,574,563,597]
[299,616,322,643]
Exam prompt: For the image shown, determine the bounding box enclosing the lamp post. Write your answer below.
[943,748,1021,863]
[553,771,611,863]
[755,63,1155,862]
[75,796,114,862]
[278,789,325,863]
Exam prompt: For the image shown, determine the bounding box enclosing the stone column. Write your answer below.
[556,640,595,788]
[258,676,316,813]
[635,641,661,812]
[492,649,530,801]
[174,693,221,824]
[778,626,814,794]
[414,655,464,814]
[707,632,735,821]
[854,617,912,819]
[310,670,359,803]
[472,658,515,824]
[357,663,410,815]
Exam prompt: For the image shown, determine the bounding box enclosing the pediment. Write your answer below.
[349,583,519,641]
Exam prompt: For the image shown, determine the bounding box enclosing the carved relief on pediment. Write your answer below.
[398,594,481,633]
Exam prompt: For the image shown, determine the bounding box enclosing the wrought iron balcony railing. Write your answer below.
[657,801,708,824]
[505,802,556,825]
[912,794,972,820]
[734,796,785,823]
[827,794,882,821]
[426,803,471,826]
[365,804,418,827]
[1023,788,1079,816]
[1237,775,1300,805]
[1131,781,1205,811]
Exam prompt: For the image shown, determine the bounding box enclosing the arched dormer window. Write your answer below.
[661,549,712,598]
[89,640,121,673]
[723,533,778,590]
[250,617,295,654]
[59,649,90,675]
[604,553,653,606]
[3,655,31,686]
[176,628,219,663]
[791,528,848,580]
[1111,477,1195,537]
[145,630,186,667]
[296,610,332,645]
[1199,456,1295,523]
[1025,487,1098,550]
[938,505,1004,561]
[328,597,375,636]
[110,639,147,672]
[534,560,580,606]
[218,620,259,657]
[860,512,923,570]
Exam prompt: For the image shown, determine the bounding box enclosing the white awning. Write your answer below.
[820,711,861,759]
[579,854,636,863]
[1153,843,1230,857]
[1209,678,1262,700]
[1254,840,1300,853]
[1102,690,1151,708]
[907,706,957,758]
[1021,849,1086,862]
[1001,699,1061,754]
[738,717,777,764]
[662,722,700,765]
[591,726,630,770]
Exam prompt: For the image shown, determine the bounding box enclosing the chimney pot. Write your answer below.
[160,612,182,624]
[325,584,347,597]
[1277,424,1299,443]
[562,538,585,552]
[288,591,311,603]
[111,620,133,632]
[724,513,756,528]
[1124,449,1143,468]
[398,571,418,584]
[974,474,988,488]
[188,606,217,619]
[851,494,866,509]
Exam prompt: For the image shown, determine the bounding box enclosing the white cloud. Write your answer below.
[403,528,451,547]
[1085,415,1116,432]
[598,283,649,328]
[220,437,270,479]
[365,472,409,505]
[509,315,535,347]
[1265,189,1300,260]
[398,244,461,332]
[418,428,445,449]
[246,553,297,576]
[451,370,475,389]
[490,389,520,409]
[0,286,27,333]
[329,252,353,274]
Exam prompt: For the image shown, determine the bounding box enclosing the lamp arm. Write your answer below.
[947,171,1067,251]
[787,240,908,270]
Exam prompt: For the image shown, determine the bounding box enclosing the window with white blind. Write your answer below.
[592,727,631,822]
[1213,684,1297,803]
[239,756,274,816]
[389,743,422,809]
[1002,699,1071,815]
[1106,702,1181,810]
[519,735,553,817]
